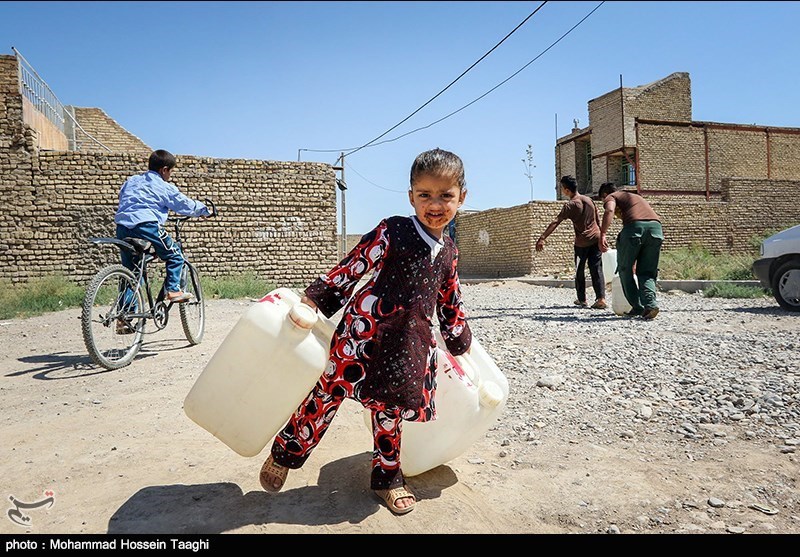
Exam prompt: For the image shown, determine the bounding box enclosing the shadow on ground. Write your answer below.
[107,452,458,533]
[6,337,196,380]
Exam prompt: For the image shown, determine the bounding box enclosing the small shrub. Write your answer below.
[201,274,275,300]
[0,276,84,319]
[702,283,770,299]
[660,244,757,281]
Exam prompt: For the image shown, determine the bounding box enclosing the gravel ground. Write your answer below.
[0,280,797,535]
[467,281,799,450]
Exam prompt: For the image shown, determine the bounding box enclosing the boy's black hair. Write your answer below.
[148,149,177,172]
[598,182,617,198]
[559,175,577,193]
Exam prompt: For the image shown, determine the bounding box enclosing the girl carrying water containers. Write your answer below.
[259,148,473,515]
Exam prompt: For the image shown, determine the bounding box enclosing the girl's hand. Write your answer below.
[300,296,318,311]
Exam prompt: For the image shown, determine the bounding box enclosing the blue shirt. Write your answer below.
[114,170,210,228]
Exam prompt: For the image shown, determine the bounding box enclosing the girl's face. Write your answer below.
[408,174,466,239]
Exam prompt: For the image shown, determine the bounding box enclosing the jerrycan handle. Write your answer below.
[287,303,318,330]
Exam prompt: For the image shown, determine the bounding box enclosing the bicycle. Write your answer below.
[81,199,217,370]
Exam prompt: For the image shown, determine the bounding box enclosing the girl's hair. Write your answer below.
[410,148,466,190]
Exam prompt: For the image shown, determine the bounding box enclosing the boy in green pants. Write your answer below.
[598,183,664,320]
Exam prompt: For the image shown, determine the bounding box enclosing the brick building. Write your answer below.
[555,72,800,198]
[454,72,800,278]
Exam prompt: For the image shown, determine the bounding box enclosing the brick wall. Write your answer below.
[636,122,800,194]
[587,89,622,158]
[721,178,800,253]
[627,72,692,123]
[22,96,68,151]
[555,141,576,192]
[771,133,800,179]
[455,179,800,277]
[0,55,338,287]
[68,106,151,155]
[454,205,536,278]
[637,122,707,192]
[1,150,338,286]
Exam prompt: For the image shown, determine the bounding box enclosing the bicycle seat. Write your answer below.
[123,237,156,255]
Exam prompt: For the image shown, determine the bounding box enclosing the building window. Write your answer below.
[585,141,593,188]
[620,160,635,186]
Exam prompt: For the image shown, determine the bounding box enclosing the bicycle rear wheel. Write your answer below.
[81,264,146,370]
[179,263,205,344]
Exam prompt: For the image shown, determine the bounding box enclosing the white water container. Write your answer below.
[601,249,617,285]
[611,274,633,316]
[183,288,336,457]
[363,333,509,477]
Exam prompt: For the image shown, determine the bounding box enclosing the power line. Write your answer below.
[345,160,484,211]
[343,1,548,159]
[298,2,549,161]
[345,160,406,193]
[362,1,606,149]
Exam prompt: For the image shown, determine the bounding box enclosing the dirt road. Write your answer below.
[0,284,797,535]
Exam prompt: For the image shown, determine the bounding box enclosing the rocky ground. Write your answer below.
[0,281,797,535]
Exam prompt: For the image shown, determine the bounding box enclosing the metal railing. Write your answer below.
[13,46,111,152]
[14,46,65,134]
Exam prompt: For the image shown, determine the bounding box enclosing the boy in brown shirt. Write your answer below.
[598,182,664,319]
[536,175,606,309]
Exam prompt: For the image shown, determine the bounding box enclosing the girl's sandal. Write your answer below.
[259,455,289,492]
[375,485,416,515]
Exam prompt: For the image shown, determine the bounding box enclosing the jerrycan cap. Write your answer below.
[288,303,318,330]
[478,381,504,408]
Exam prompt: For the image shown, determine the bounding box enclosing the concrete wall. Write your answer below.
[22,96,68,151]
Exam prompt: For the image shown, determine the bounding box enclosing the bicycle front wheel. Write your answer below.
[179,263,205,345]
[81,264,146,370]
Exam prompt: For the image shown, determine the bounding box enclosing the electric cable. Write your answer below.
[298,2,549,161]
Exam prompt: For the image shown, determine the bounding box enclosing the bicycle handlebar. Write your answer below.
[166,198,218,224]
[204,198,218,218]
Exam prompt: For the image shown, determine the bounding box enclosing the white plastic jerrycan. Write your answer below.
[363,333,509,477]
[183,287,336,457]
[601,248,617,285]
[612,274,634,316]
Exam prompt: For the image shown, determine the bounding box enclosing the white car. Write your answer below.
[752,224,800,312]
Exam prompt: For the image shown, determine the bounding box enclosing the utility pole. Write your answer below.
[333,152,347,259]
[340,152,347,258]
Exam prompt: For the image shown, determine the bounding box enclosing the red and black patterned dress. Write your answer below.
[270,215,472,489]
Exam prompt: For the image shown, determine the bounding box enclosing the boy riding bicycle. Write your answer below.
[114,150,211,331]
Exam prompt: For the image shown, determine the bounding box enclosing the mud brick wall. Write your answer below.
[2,152,338,286]
[1,55,338,286]
[455,178,800,277]
[68,107,151,155]
[636,123,707,192]
[637,122,800,194]
[722,178,800,253]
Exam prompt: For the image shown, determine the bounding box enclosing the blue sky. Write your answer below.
[2,1,799,234]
